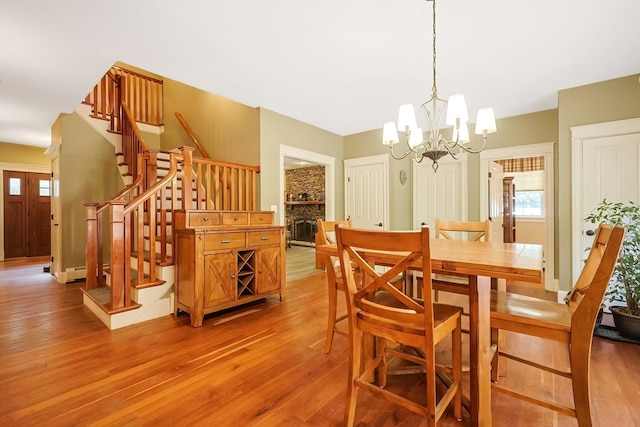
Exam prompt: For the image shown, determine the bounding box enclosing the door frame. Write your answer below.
[279,144,336,226]
[571,117,640,284]
[0,162,51,261]
[344,154,389,230]
[480,142,555,291]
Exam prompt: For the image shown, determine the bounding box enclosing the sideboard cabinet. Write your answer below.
[173,210,285,327]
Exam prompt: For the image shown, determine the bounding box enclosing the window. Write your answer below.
[39,179,50,197]
[9,178,21,195]
[509,170,544,218]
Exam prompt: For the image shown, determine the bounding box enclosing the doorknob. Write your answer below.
[374,222,383,227]
[585,229,595,236]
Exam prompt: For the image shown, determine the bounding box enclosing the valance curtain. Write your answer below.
[496,156,544,173]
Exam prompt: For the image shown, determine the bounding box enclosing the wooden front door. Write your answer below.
[3,170,51,258]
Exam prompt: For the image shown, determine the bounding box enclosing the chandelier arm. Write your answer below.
[456,135,488,154]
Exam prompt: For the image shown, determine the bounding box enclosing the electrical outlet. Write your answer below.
[270,204,277,213]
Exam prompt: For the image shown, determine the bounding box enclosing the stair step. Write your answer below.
[131,250,174,266]
[81,287,142,315]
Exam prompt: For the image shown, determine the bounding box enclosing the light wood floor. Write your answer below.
[1,257,639,426]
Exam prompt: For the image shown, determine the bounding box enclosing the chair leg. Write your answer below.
[491,327,499,383]
[324,281,338,353]
[345,328,362,427]
[453,316,463,421]
[570,338,593,427]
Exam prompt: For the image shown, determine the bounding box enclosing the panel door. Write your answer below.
[413,158,465,236]
[204,251,236,307]
[345,159,386,230]
[488,161,504,243]
[28,173,52,256]
[579,133,639,268]
[256,246,280,294]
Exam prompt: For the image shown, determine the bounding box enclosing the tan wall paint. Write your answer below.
[557,73,640,286]
[161,77,260,166]
[259,108,344,225]
[0,142,50,166]
[57,112,123,270]
[515,220,546,246]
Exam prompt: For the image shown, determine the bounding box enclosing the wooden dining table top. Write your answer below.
[316,238,544,284]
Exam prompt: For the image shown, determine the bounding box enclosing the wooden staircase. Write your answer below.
[81,66,260,329]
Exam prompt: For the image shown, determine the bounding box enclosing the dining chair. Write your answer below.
[426,219,492,330]
[490,224,625,427]
[315,218,352,353]
[335,225,462,427]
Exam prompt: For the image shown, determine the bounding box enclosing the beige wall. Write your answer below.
[0,142,50,166]
[259,108,344,225]
[515,220,546,246]
[161,77,260,166]
[56,112,123,270]
[557,73,640,286]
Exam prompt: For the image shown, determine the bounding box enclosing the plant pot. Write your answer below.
[611,306,640,341]
[594,304,605,330]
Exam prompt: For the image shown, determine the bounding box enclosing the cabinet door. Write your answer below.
[204,251,236,307]
[256,246,280,294]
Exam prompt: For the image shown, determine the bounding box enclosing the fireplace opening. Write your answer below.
[293,218,317,245]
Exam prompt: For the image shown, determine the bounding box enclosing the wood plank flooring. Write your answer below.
[1,257,639,426]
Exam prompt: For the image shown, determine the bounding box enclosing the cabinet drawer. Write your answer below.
[250,212,274,225]
[221,212,249,225]
[204,232,246,250]
[188,212,221,227]
[247,230,281,247]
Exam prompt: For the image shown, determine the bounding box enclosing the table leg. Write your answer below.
[468,275,492,427]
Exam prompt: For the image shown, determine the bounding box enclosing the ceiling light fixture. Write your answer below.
[382,0,497,171]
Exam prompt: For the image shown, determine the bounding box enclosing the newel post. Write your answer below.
[178,146,195,210]
[109,201,128,310]
[85,203,99,290]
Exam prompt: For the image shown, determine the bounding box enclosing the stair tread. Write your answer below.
[81,287,142,315]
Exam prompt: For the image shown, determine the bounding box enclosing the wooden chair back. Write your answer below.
[568,224,624,331]
[316,218,352,269]
[335,226,435,348]
[435,219,491,242]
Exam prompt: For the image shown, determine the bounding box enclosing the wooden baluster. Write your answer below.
[110,201,127,310]
[84,203,99,290]
[179,147,195,210]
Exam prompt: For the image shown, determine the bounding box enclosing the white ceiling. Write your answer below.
[1,0,639,148]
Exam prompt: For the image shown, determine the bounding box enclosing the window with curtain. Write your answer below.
[497,156,545,218]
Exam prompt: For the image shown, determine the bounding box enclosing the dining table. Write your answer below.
[315,237,544,427]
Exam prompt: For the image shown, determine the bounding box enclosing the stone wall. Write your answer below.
[285,166,325,243]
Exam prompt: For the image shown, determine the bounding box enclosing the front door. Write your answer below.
[3,170,51,258]
[344,155,388,230]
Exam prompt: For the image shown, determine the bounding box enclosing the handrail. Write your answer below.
[121,102,150,180]
[191,156,260,210]
[175,112,211,159]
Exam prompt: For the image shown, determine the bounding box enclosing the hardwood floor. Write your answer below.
[1,258,639,426]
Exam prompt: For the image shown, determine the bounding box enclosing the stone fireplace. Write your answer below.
[285,165,325,246]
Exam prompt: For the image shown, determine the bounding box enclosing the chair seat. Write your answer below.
[490,290,572,334]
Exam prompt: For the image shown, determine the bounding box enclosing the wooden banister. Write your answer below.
[175,112,210,159]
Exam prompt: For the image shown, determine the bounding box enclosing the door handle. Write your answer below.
[585,229,595,236]
[374,222,383,227]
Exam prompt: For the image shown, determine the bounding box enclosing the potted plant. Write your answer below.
[585,199,640,340]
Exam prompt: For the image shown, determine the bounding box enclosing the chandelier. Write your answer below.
[382,0,497,171]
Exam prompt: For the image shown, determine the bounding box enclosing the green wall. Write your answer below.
[259,108,344,225]
[557,73,640,286]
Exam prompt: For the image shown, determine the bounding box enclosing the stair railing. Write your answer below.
[175,112,211,159]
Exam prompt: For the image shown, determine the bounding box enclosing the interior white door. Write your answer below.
[578,133,639,274]
[344,155,388,230]
[413,156,467,235]
[488,161,504,243]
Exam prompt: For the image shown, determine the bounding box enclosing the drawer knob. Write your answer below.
[234,217,239,221]
[221,239,232,244]
[261,236,269,240]
[260,217,264,220]
[203,217,208,221]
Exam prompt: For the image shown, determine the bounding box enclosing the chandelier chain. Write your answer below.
[431,0,437,97]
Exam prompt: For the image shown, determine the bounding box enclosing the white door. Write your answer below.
[344,155,388,230]
[488,161,504,243]
[579,134,639,271]
[413,156,467,236]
